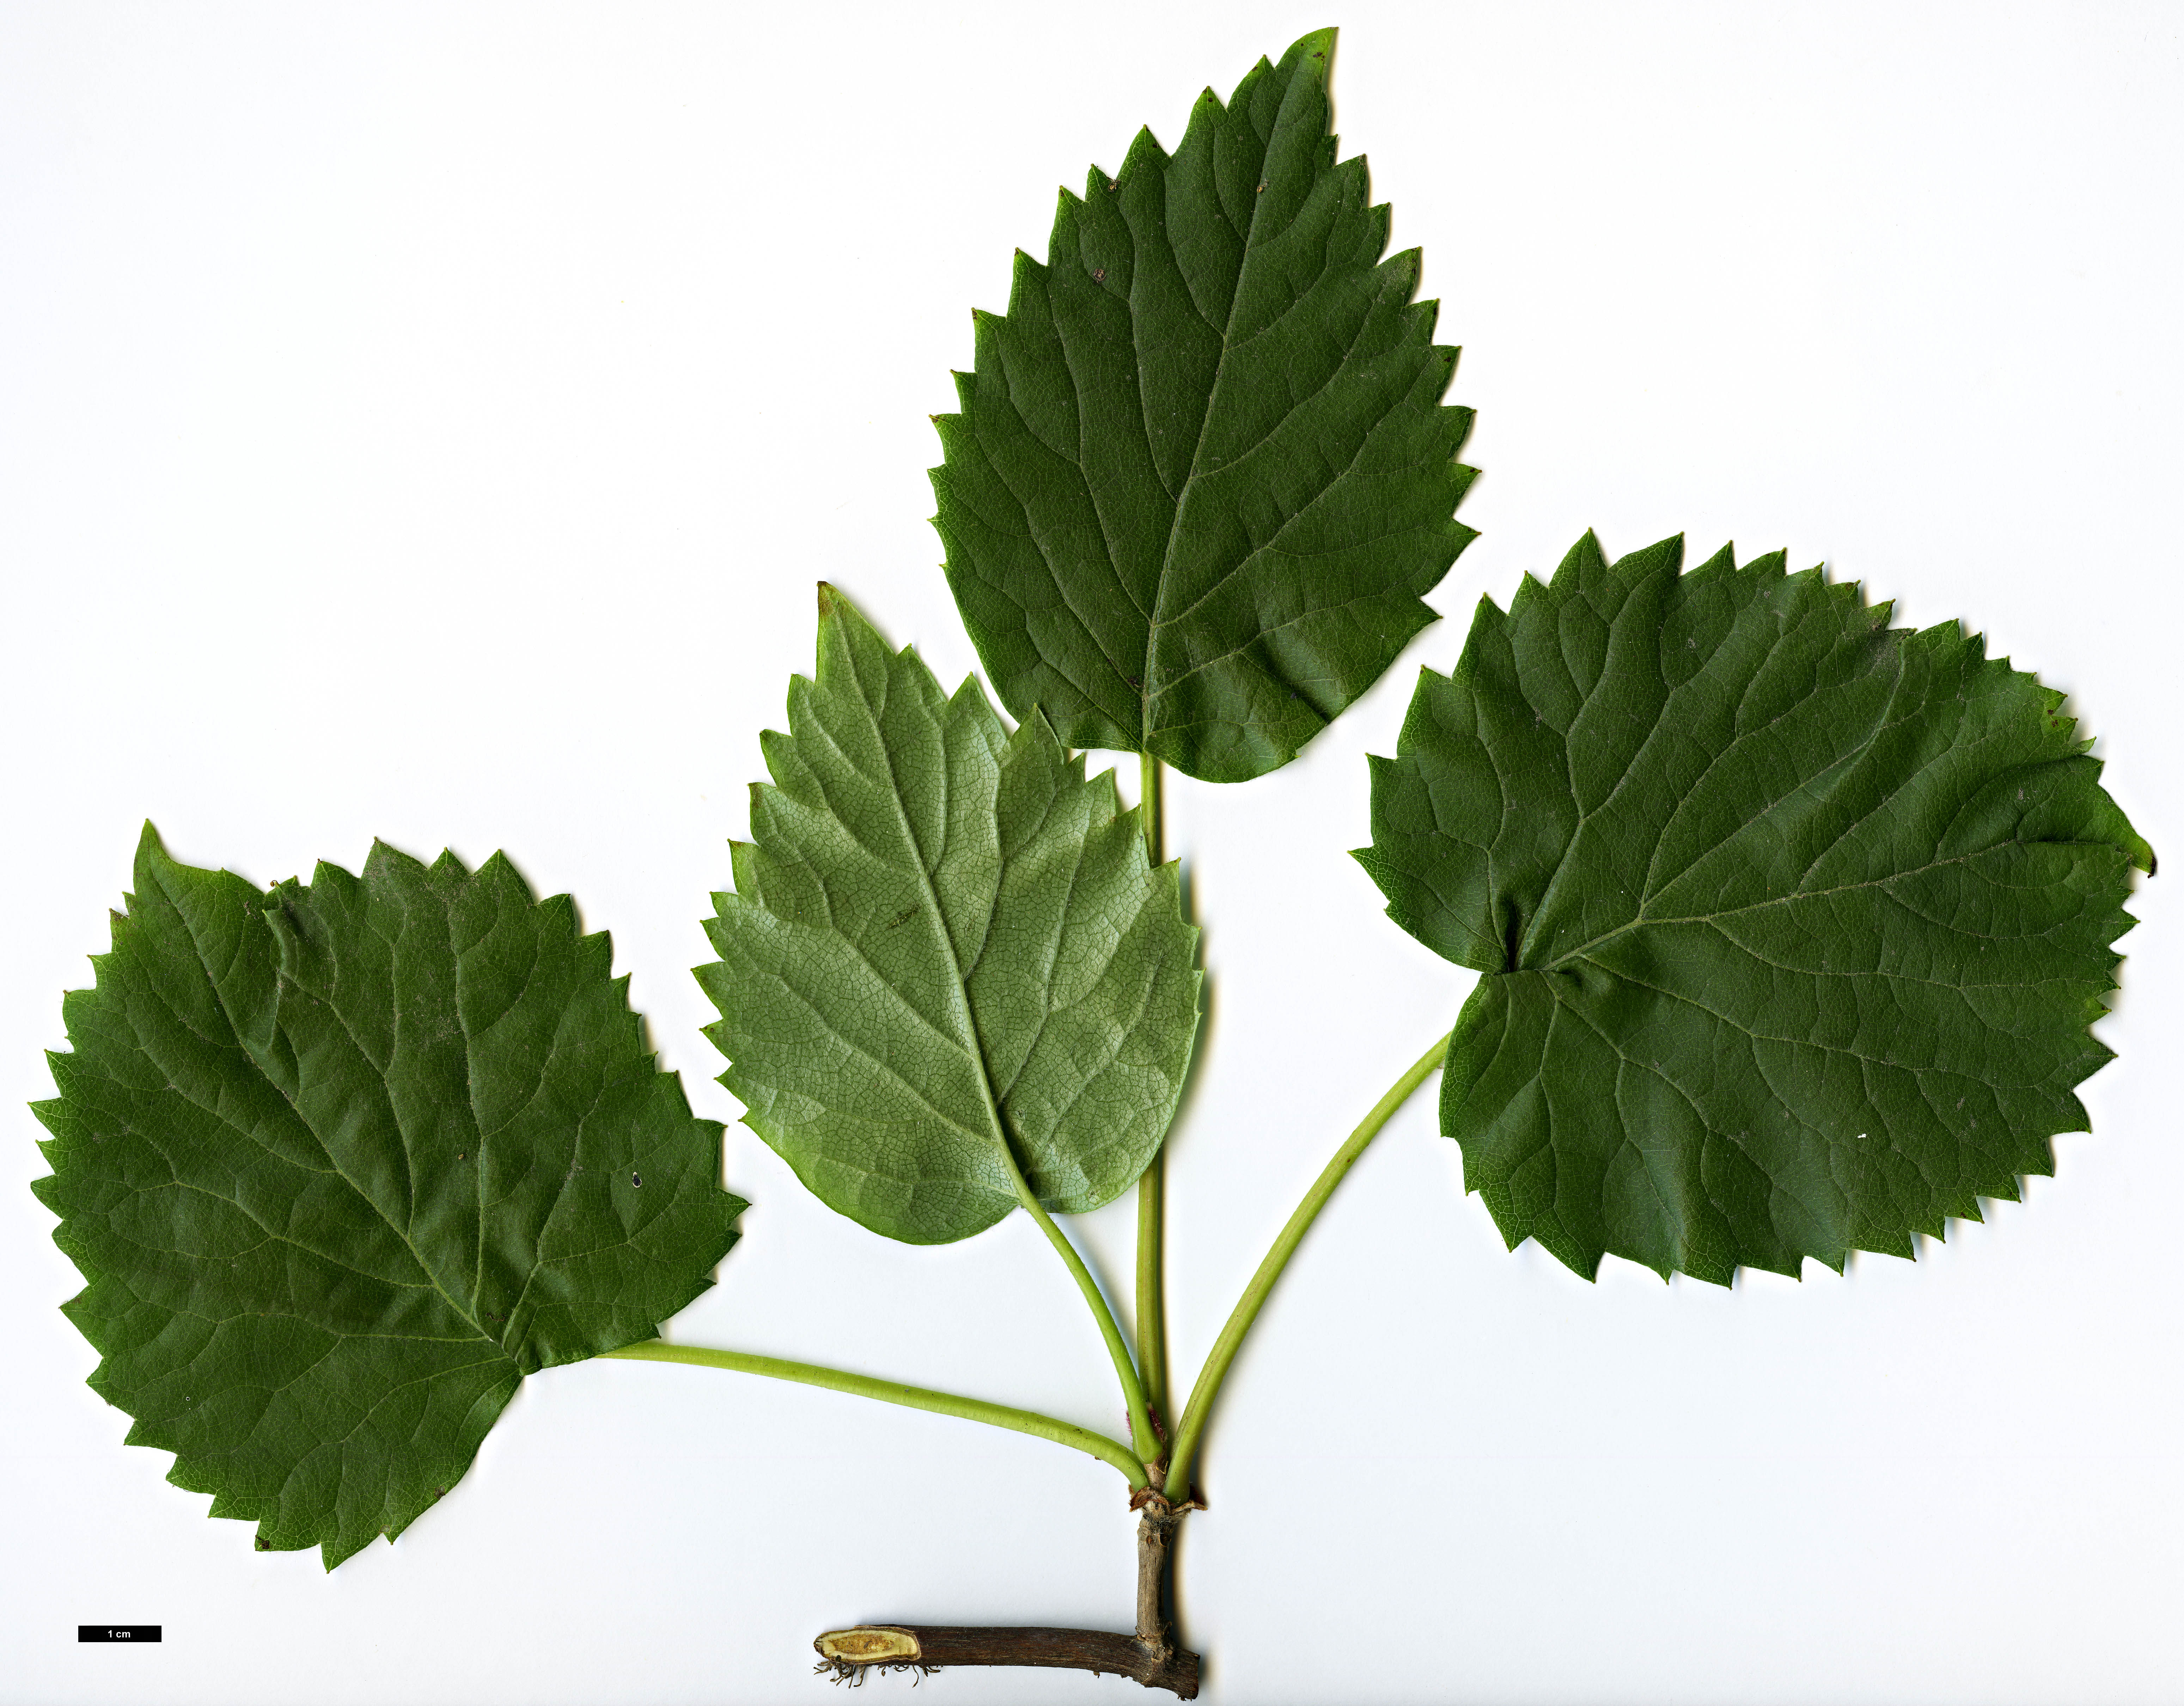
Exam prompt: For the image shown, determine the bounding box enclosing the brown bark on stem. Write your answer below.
[813,1496,1201,1697]
[1134,1490,1188,1669]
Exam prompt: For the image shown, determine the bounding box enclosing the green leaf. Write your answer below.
[1360,535,2150,1284]
[931,28,1477,784]
[31,827,743,1567]
[698,586,1201,1245]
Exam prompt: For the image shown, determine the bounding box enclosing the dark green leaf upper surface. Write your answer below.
[32,829,742,1567]
[931,29,1477,783]
[698,587,1201,1245]
[1360,536,2150,1284]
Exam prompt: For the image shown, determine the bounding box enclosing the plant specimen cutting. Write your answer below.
[28,28,2147,1700]
[32,834,743,1567]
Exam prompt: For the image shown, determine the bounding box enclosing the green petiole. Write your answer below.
[603,1341,1149,1489]
[1135,750,1172,1438]
[853,680,1166,1470]
[1162,1029,1453,1501]
[621,1026,1453,1506]
[1007,1170,1165,1464]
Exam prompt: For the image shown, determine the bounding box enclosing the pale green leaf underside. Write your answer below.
[32,828,743,1567]
[699,587,1201,1244]
[1360,535,2149,1284]
[932,29,1477,784]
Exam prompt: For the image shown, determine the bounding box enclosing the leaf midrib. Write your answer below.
[1137,68,1313,744]
[838,641,1021,1178]
[1545,953,2089,1102]
[1536,850,1989,974]
[170,880,508,1361]
[1514,567,1903,970]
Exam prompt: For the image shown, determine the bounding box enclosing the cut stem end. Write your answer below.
[813,1624,1199,1697]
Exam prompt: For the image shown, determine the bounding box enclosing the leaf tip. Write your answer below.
[1284,26,1339,79]
[133,819,177,885]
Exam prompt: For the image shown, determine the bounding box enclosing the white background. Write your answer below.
[4,3,2180,1702]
